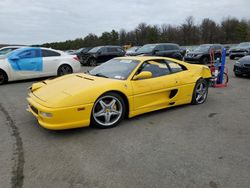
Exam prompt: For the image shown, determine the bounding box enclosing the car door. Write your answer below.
[8,48,43,79]
[41,49,61,76]
[131,59,182,113]
[97,47,109,63]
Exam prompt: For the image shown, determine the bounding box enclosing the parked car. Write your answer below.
[27,56,211,130]
[125,46,141,56]
[184,44,223,64]
[81,46,125,66]
[0,46,24,56]
[229,42,250,60]
[73,47,92,65]
[233,55,250,77]
[131,43,183,60]
[0,47,81,85]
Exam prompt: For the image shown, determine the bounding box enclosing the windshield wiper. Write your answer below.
[93,73,109,78]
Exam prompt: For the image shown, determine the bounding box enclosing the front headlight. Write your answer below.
[40,111,53,118]
[235,61,242,67]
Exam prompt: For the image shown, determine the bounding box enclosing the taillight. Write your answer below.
[73,56,80,62]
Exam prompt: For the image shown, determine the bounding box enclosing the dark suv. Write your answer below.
[184,44,223,64]
[82,46,125,66]
[229,42,250,60]
[131,43,184,60]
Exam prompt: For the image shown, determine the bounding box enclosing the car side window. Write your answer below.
[100,47,107,53]
[155,45,165,51]
[18,50,37,59]
[167,61,185,73]
[137,60,171,78]
[164,45,175,50]
[107,47,116,53]
[42,49,60,57]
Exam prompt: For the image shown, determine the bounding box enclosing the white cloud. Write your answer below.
[0,0,249,44]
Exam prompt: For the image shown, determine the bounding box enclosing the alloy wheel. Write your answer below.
[93,95,123,127]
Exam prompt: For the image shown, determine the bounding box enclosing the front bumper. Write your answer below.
[230,52,249,58]
[27,94,93,130]
[184,56,202,63]
[233,65,250,75]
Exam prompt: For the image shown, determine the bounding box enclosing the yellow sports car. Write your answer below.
[27,56,211,130]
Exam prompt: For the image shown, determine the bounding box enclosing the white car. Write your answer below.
[0,47,81,85]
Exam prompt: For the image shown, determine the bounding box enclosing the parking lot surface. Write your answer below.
[0,60,250,188]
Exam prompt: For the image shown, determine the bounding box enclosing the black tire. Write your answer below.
[230,56,234,60]
[191,79,209,105]
[89,58,97,67]
[91,92,126,129]
[57,64,73,76]
[201,57,209,64]
[0,70,8,85]
[234,73,242,77]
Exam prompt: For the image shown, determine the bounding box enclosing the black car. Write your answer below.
[184,44,223,64]
[229,42,250,60]
[130,43,183,60]
[233,55,250,77]
[81,46,125,66]
[73,47,92,65]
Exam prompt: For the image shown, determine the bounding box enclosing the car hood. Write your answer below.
[239,55,250,64]
[31,74,122,108]
[231,46,250,50]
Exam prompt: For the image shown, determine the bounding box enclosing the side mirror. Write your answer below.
[133,71,152,80]
[9,55,20,60]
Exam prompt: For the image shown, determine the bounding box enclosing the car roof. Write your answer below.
[0,45,26,49]
[8,47,64,54]
[116,56,178,62]
[143,43,179,46]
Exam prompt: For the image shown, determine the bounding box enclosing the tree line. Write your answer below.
[41,16,250,50]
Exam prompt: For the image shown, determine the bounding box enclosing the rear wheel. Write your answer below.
[0,70,8,85]
[91,92,126,129]
[191,79,208,105]
[201,57,209,64]
[57,64,73,76]
[89,58,97,67]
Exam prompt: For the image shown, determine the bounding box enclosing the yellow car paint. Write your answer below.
[27,56,212,130]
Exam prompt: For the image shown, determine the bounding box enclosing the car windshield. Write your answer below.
[194,45,211,52]
[127,47,140,52]
[88,46,102,53]
[237,42,250,48]
[137,44,157,53]
[89,59,139,80]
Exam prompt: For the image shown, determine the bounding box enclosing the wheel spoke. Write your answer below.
[99,100,107,109]
[111,109,121,116]
[94,110,105,117]
[109,99,116,108]
[105,113,111,123]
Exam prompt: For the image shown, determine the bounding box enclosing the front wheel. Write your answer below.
[91,92,126,129]
[201,57,209,64]
[191,79,209,105]
[234,73,242,77]
[0,70,8,85]
[57,64,73,76]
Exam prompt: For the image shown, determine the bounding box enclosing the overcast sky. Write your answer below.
[0,0,249,45]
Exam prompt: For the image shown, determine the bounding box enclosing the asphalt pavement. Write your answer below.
[0,59,250,188]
